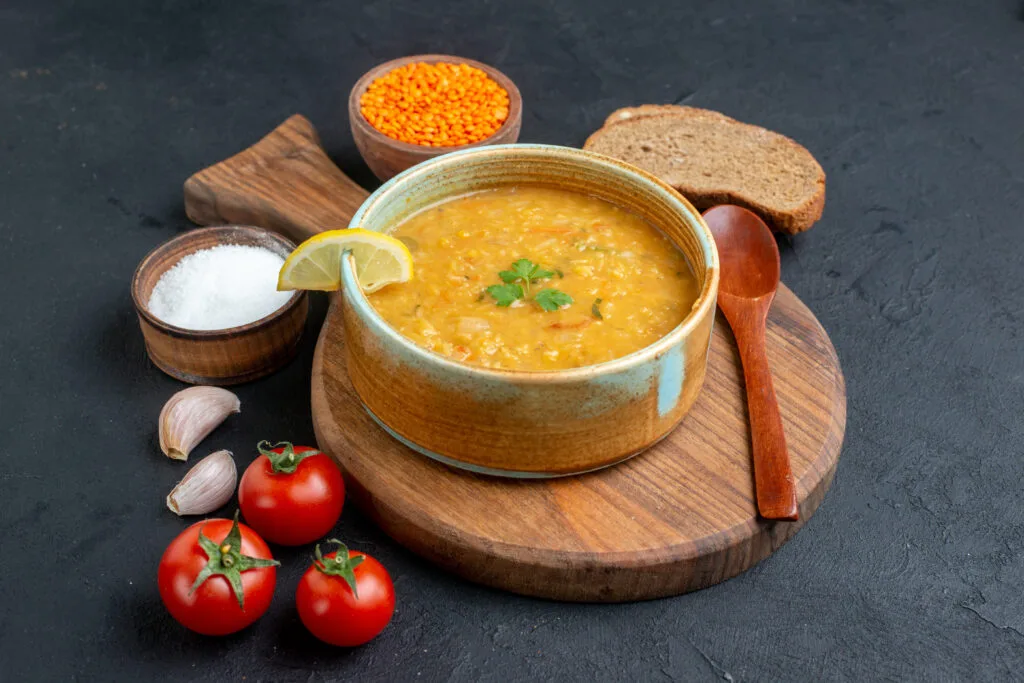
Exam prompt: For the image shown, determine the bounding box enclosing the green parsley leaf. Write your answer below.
[499,258,534,283]
[486,283,524,307]
[592,298,603,320]
[534,289,573,312]
[499,259,553,293]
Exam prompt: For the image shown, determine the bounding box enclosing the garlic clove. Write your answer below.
[159,386,241,460]
[166,449,237,516]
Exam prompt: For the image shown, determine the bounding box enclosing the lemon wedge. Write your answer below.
[277,229,413,293]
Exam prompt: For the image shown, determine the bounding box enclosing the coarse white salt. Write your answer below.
[148,244,293,331]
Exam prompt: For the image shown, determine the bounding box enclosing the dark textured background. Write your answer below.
[2,0,1022,681]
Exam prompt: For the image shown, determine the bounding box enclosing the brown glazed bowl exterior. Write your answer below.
[340,144,720,477]
[131,225,308,385]
[348,54,523,181]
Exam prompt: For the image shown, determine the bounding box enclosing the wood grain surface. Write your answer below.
[185,115,846,601]
[312,285,845,601]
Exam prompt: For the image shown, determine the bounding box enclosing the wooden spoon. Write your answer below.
[703,205,799,521]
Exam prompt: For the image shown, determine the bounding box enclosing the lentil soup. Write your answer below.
[367,186,700,371]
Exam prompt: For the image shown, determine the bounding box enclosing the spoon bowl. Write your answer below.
[704,205,780,299]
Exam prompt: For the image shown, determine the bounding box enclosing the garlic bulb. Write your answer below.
[159,386,240,460]
[166,450,237,516]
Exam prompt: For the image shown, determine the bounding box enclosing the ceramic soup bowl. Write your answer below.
[340,144,719,477]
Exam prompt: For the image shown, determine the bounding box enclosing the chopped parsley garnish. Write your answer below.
[486,259,572,311]
[592,298,603,319]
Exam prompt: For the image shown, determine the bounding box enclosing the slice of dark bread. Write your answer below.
[584,105,825,234]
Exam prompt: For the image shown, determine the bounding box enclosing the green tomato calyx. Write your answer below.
[313,539,365,598]
[257,440,320,475]
[190,511,279,609]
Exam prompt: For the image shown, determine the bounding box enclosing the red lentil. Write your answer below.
[360,62,510,147]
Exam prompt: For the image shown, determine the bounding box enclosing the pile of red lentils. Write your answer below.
[359,62,510,147]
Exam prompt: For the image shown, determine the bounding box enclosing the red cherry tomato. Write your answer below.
[296,541,395,646]
[158,514,278,636]
[238,441,345,546]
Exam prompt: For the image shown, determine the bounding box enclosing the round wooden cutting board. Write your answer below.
[311,286,844,602]
[185,115,846,602]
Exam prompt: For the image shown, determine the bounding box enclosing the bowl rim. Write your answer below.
[341,143,720,382]
[131,224,305,340]
[348,53,523,156]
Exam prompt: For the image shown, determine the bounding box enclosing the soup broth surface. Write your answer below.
[367,186,700,371]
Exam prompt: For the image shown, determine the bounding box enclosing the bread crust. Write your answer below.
[602,104,735,128]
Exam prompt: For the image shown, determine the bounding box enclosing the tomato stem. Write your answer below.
[190,511,280,609]
[312,539,365,598]
[257,440,320,475]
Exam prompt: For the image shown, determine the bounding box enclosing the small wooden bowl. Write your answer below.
[348,54,523,181]
[131,225,308,385]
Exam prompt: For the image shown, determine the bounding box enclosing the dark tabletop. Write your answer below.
[3,0,1023,681]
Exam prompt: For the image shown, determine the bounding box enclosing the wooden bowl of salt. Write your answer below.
[131,225,308,385]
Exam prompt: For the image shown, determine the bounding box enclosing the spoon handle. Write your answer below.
[725,299,800,521]
[184,114,370,244]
